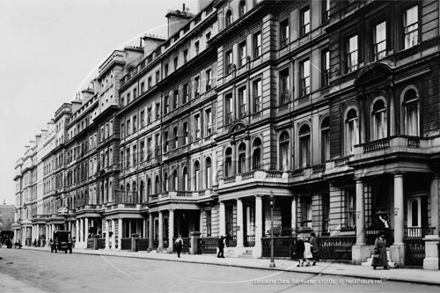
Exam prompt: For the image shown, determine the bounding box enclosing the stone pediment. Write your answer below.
[354,62,393,87]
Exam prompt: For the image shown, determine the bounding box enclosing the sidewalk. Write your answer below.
[22,246,440,286]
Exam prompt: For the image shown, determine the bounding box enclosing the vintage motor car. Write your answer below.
[51,230,72,254]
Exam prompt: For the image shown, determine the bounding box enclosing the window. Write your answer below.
[183,83,189,104]
[238,87,247,118]
[279,131,290,171]
[254,31,262,58]
[132,144,137,165]
[374,21,386,60]
[225,50,233,74]
[194,114,201,140]
[155,176,160,194]
[280,19,289,47]
[174,127,178,149]
[173,170,178,191]
[141,82,145,94]
[183,167,189,191]
[164,172,169,192]
[345,108,359,155]
[226,10,232,26]
[127,119,131,135]
[156,71,160,83]
[205,109,212,136]
[404,5,418,49]
[239,0,246,17]
[225,93,233,124]
[300,59,311,96]
[371,98,387,140]
[147,107,152,124]
[205,158,212,189]
[156,102,160,119]
[238,143,246,174]
[206,69,212,91]
[184,49,188,63]
[164,131,169,153]
[300,7,310,36]
[194,161,200,191]
[323,0,330,22]
[174,56,178,70]
[299,124,311,168]
[147,137,152,160]
[252,138,262,170]
[126,147,130,168]
[225,147,233,177]
[164,64,169,77]
[347,35,358,72]
[133,115,137,132]
[345,189,356,229]
[402,88,419,136]
[140,111,145,128]
[133,88,137,99]
[206,32,211,41]
[127,93,131,103]
[321,117,330,164]
[148,77,152,89]
[194,76,200,97]
[155,133,160,156]
[195,40,200,55]
[183,122,189,144]
[279,68,290,105]
[173,90,179,109]
[239,41,247,67]
[164,95,169,114]
[319,50,328,88]
[253,79,262,113]
[301,197,312,228]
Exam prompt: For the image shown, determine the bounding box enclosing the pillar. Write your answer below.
[75,220,79,244]
[430,174,439,235]
[111,219,116,250]
[149,213,153,250]
[352,178,369,265]
[158,211,164,250]
[253,195,263,258]
[219,202,225,237]
[391,173,405,267]
[84,218,89,244]
[79,219,83,243]
[105,220,110,250]
[236,198,244,247]
[168,210,175,253]
[118,218,122,250]
[246,205,251,236]
[143,218,147,238]
[291,196,297,230]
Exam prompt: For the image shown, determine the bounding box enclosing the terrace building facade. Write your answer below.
[13,0,440,269]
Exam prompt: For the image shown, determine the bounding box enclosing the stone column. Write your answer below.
[79,219,83,243]
[111,219,116,250]
[236,198,244,248]
[391,173,405,267]
[219,202,225,237]
[84,218,89,244]
[430,174,439,235]
[246,205,251,236]
[105,220,110,250]
[143,218,147,238]
[253,195,263,258]
[118,218,122,250]
[158,211,164,251]
[168,210,174,253]
[291,196,297,230]
[149,213,153,250]
[75,220,79,245]
[352,178,369,265]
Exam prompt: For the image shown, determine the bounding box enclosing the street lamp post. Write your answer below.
[269,190,276,268]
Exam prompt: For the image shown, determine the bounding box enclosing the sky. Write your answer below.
[0,0,200,205]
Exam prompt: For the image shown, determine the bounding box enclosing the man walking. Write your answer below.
[217,235,225,258]
[174,235,183,258]
[309,232,319,265]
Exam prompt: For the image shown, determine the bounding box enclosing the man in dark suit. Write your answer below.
[217,235,225,258]
[175,235,183,258]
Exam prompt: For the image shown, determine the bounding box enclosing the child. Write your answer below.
[303,237,313,266]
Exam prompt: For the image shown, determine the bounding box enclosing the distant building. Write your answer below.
[0,201,15,231]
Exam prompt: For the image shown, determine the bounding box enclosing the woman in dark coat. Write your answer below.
[372,231,389,270]
[295,238,305,267]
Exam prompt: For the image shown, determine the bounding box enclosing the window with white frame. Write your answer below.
[344,189,356,229]
[279,68,290,105]
[205,157,212,189]
[194,114,201,140]
[183,167,189,191]
[301,197,312,228]
[345,108,359,155]
[300,59,311,96]
[403,88,419,136]
[194,161,200,191]
[253,79,262,113]
[299,124,311,168]
[205,109,212,136]
[183,122,189,144]
[279,131,290,171]
[239,41,247,67]
[347,35,358,72]
[254,31,262,58]
[225,50,233,74]
[374,21,386,60]
[280,18,289,47]
[371,98,387,140]
[225,147,233,177]
[321,117,330,164]
[252,138,262,170]
[238,87,247,118]
[300,6,310,36]
[238,143,246,174]
[225,93,233,124]
[404,5,418,49]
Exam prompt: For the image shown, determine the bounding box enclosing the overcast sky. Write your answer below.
[0,0,199,205]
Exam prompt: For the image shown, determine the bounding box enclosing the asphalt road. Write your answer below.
[0,248,438,293]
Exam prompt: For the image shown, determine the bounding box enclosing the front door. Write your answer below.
[406,194,428,238]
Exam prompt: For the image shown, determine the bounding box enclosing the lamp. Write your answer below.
[269,190,276,268]
[394,207,399,216]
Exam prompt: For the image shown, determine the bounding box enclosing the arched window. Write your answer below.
[279,131,290,171]
[205,158,212,189]
[126,183,130,203]
[371,98,387,140]
[155,175,160,194]
[321,117,330,163]
[119,185,124,203]
[173,170,178,191]
[147,178,152,201]
[133,181,137,203]
[140,181,145,203]
[402,88,419,136]
[164,172,169,192]
[252,138,262,170]
[225,147,233,177]
[183,167,189,191]
[226,10,232,26]
[299,124,311,168]
[238,143,246,174]
[239,1,246,17]
[345,108,359,155]
[194,161,200,191]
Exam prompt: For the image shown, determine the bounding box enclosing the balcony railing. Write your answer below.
[405,227,435,239]
[363,138,390,153]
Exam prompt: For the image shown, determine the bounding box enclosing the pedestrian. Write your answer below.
[217,235,225,258]
[295,236,305,267]
[372,231,389,270]
[309,232,319,265]
[303,238,313,266]
[174,235,183,258]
